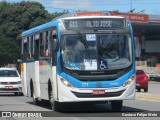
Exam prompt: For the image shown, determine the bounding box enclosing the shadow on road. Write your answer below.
[27,100,146,114]
[0,93,23,97]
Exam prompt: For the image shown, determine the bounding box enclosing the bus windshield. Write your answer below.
[61,33,132,71]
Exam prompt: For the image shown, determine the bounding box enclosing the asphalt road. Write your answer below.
[148,81,160,94]
[0,81,159,120]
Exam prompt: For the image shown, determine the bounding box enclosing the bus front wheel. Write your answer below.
[111,100,123,111]
[49,90,60,111]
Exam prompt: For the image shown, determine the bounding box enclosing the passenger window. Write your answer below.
[34,33,40,60]
[40,33,44,57]
[22,37,28,61]
[45,31,52,57]
[25,30,54,60]
[29,36,34,59]
[45,31,49,57]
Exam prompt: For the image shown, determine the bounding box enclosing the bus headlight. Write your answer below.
[123,75,135,87]
[60,77,73,87]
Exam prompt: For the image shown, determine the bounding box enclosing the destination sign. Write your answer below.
[63,18,125,30]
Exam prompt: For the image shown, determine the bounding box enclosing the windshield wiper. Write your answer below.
[77,31,88,49]
[103,31,116,49]
[77,31,90,57]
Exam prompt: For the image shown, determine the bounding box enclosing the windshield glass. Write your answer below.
[136,70,145,75]
[0,70,19,77]
[61,33,132,71]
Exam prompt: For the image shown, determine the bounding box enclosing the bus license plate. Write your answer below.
[93,90,105,95]
[5,86,13,89]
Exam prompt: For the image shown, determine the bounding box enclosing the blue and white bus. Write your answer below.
[21,15,135,111]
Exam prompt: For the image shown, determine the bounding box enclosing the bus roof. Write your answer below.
[61,16,125,20]
[22,20,59,37]
[22,15,126,37]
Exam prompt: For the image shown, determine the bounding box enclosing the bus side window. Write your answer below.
[26,37,31,59]
[28,36,33,59]
[25,37,30,60]
[22,37,28,61]
[45,31,49,57]
[44,30,52,57]
[39,33,44,57]
[48,30,52,57]
[34,33,40,60]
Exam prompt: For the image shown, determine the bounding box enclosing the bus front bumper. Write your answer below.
[57,79,135,102]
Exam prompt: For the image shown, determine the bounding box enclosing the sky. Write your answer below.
[1,0,160,15]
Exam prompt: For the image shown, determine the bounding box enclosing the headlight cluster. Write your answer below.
[17,81,21,84]
[60,77,73,87]
[123,75,135,87]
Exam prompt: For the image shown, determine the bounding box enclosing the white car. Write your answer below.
[0,68,23,95]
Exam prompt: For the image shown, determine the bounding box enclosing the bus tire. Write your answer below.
[19,92,24,96]
[32,88,40,105]
[111,100,123,111]
[50,90,57,111]
[137,88,141,92]
[144,87,148,92]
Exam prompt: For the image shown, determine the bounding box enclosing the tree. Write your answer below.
[0,35,19,66]
[0,1,52,66]
[0,1,52,39]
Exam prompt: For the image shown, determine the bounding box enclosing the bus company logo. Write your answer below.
[96,82,102,87]
[2,112,11,117]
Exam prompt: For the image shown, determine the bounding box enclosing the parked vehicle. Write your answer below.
[0,68,23,96]
[150,74,160,82]
[136,70,148,92]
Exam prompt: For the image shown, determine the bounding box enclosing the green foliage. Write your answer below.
[50,10,70,19]
[0,1,54,66]
[0,1,69,66]
[0,35,20,66]
[0,1,52,39]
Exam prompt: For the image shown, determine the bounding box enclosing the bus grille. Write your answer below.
[0,82,18,85]
[71,90,125,98]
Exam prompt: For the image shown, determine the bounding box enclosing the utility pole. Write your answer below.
[130,0,132,11]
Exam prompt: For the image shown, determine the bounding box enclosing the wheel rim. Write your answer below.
[50,91,54,109]
[33,90,36,104]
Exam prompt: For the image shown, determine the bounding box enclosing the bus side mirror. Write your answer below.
[52,34,59,52]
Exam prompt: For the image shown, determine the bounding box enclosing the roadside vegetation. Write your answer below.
[0,1,67,66]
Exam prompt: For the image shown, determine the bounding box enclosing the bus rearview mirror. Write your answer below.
[52,37,59,52]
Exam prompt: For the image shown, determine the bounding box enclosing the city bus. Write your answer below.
[21,14,135,111]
